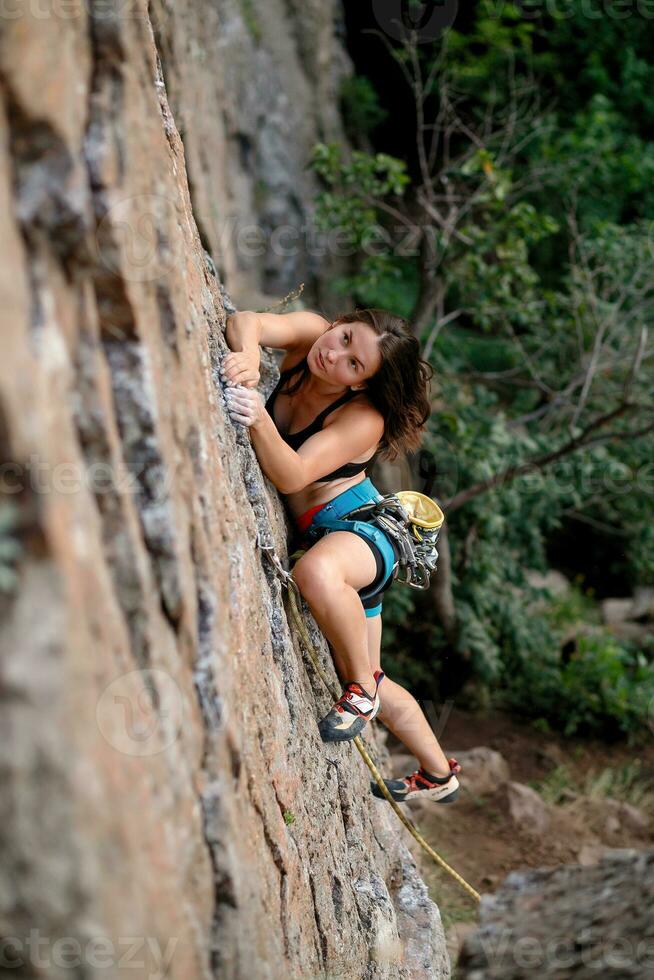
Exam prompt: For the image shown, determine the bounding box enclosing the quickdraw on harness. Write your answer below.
[312,490,445,591]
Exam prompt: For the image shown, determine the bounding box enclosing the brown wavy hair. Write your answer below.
[284,308,433,462]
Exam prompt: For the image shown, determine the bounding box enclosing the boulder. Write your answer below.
[525,570,572,605]
[457,849,654,979]
[633,587,654,621]
[602,598,636,624]
[450,747,511,798]
[603,799,651,836]
[568,796,651,840]
[577,843,610,866]
[502,781,551,835]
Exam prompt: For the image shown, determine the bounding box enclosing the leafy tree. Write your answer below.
[308,4,654,737]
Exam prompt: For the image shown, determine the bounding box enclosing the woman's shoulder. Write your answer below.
[326,391,385,436]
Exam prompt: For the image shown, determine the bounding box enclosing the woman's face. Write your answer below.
[309,321,382,388]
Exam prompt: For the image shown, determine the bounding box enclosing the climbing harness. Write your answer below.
[257,529,481,906]
[349,490,444,590]
[310,490,445,591]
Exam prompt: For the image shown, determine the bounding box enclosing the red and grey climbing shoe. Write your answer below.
[318,670,385,743]
[371,758,462,804]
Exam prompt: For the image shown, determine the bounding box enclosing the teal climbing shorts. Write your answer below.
[296,478,398,618]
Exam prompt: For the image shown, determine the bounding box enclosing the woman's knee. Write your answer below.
[292,552,340,602]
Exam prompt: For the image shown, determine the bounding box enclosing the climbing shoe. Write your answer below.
[371,758,462,804]
[318,670,385,743]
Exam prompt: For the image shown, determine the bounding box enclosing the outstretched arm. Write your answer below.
[223,310,329,387]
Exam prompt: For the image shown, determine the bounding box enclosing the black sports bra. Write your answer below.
[265,357,379,483]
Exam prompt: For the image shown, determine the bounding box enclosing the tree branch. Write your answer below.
[445,402,648,513]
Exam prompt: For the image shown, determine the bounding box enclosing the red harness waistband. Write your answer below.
[296,502,328,533]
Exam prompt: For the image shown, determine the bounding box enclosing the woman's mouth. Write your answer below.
[318,350,325,370]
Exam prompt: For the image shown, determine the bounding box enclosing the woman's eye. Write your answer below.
[350,359,357,370]
[343,332,348,344]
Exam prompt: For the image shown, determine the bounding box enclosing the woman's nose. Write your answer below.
[326,349,336,363]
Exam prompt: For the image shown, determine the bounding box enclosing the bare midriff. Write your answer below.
[272,344,380,523]
[285,471,371,524]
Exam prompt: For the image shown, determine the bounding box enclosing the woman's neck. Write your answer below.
[302,369,350,400]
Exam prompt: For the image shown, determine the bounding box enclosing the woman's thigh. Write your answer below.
[295,530,379,593]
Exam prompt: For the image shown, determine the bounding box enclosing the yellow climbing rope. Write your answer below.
[259,535,481,906]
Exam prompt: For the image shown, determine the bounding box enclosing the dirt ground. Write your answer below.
[383,706,654,966]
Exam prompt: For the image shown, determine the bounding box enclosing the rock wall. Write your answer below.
[0,3,449,978]
[456,848,654,979]
[148,0,353,307]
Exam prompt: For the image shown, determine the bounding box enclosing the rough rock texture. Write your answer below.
[456,849,654,979]
[148,0,353,305]
[0,3,450,978]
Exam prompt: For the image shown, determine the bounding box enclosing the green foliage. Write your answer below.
[283,810,295,825]
[237,0,261,45]
[311,143,409,202]
[345,257,419,319]
[533,759,654,815]
[542,585,599,632]
[446,1,541,99]
[583,759,654,814]
[535,96,654,225]
[380,585,441,691]
[532,2,654,129]
[557,634,654,739]
[311,7,654,739]
[340,75,388,140]
[310,142,409,250]
[531,763,577,806]
[499,618,654,741]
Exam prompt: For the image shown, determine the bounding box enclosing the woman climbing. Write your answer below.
[222,308,460,804]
